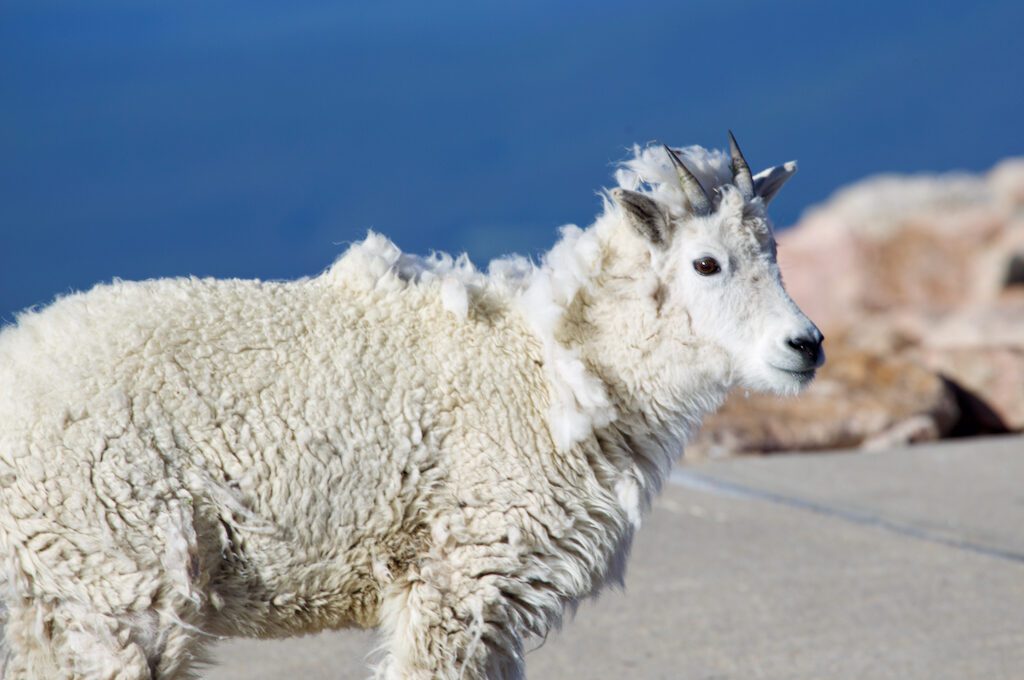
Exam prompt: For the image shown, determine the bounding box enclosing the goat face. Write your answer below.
[611,138,823,396]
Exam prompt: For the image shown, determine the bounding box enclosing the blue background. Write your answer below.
[2,0,1022,323]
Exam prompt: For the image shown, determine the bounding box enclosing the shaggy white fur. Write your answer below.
[0,140,820,679]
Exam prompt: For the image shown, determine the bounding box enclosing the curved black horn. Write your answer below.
[663,144,711,214]
[727,130,755,199]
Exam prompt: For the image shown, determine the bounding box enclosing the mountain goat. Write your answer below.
[0,134,822,679]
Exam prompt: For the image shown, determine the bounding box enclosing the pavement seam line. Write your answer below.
[670,469,1024,566]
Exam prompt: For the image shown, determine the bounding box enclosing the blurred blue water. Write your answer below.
[2,0,1022,322]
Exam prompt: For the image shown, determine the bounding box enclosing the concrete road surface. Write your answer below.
[207,435,1024,679]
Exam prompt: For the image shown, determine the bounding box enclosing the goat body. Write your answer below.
[0,140,819,679]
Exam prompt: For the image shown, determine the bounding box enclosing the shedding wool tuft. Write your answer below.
[516,225,616,451]
[326,227,617,451]
[615,144,733,212]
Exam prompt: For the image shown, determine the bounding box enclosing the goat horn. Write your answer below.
[663,144,711,214]
[727,130,755,199]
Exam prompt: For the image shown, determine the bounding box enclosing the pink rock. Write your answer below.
[777,159,1024,332]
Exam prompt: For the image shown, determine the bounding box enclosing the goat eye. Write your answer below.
[693,257,721,276]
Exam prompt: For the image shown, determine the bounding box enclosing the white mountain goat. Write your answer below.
[0,134,822,679]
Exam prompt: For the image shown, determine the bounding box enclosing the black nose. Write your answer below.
[787,334,823,366]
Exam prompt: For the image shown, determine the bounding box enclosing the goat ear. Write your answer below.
[610,188,670,246]
[753,161,797,204]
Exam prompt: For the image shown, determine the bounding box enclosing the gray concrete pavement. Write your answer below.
[207,436,1024,679]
